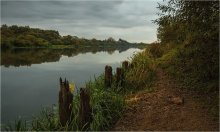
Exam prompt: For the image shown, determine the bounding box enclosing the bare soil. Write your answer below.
[113,69,219,131]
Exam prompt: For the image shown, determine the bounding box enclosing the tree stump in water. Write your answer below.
[79,88,92,130]
[116,67,124,87]
[105,65,113,87]
[59,78,73,126]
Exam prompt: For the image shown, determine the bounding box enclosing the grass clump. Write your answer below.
[125,49,156,92]
[87,76,124,130]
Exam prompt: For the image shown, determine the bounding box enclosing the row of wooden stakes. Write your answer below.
[59,78,91,129]
[58,61,131,129]
[105,61,132,88]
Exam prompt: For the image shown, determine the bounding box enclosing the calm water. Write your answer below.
[1,48,141,123]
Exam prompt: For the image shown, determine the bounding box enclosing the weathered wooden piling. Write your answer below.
[59,78,73,126]
[122,61,129,70]
[105,65,113,87]
[116,67,124,87]
[130,63,134,69]
[79,88,92,130]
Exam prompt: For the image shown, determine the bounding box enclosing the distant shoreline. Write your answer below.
[1,24,149,49]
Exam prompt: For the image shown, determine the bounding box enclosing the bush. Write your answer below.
[149,43,163,58]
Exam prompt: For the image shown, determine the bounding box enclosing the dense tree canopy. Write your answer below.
[1,24,146,48]
[154,0,219,45]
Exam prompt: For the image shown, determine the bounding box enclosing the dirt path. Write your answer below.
[113,69,219,131]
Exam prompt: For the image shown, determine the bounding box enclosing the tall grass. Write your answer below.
[86,75,124,130]
[125,49,156,92]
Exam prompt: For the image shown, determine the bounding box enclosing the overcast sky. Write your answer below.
[1,0,162,43]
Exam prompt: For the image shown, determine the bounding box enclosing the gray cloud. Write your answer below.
[1,0,161,43]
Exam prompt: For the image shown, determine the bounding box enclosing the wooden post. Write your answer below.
[59,78,73,126]
[130,63,134,69]
[116,67,124,87]
[122,61,129,70]
[79,88,92,130]
[105,65,112,87]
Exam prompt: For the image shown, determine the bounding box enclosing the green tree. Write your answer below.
[154,0,219,45]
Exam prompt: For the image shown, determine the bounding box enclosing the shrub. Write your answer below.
[149,43,163,58]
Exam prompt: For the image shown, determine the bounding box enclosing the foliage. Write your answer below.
[3,119,28,131]
[1,25,59,47]
[154,0,219,116]
[154,0,219,46]
[125,49,156,92]
[155,0,219,90]
[31,107,60,131]
[86,76,124,130]
[1,24,146,48]
[148,42,163,58]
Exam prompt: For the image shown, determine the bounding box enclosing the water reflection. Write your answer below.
[1,46,142,67]
[1,48,142,124]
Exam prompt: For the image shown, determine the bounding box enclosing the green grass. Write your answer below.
[124,49,156,92]
[87,76,125,130]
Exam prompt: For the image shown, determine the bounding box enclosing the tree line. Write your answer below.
[1,24,145,48]
[154,0,218,47]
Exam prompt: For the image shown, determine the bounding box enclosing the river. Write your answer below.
[1,48,142,124]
